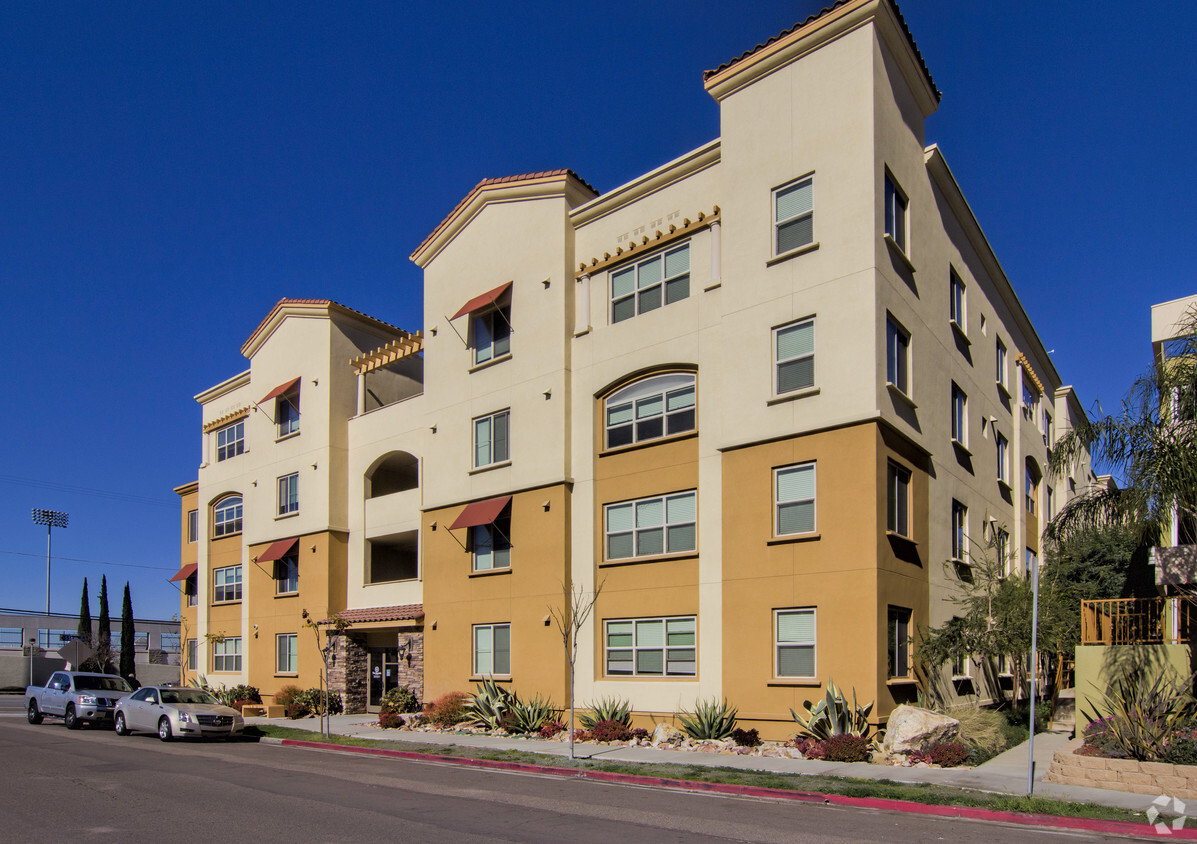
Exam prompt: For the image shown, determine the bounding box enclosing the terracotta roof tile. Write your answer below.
[330,604,424,625]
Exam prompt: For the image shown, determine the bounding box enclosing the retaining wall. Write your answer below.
[1046,749,1197,799]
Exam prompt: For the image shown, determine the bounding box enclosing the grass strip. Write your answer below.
[245,725,1146,824]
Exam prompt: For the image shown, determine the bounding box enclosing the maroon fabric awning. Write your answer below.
[448,495,512,530]
[256,537,299,563]
[169,563,198,583]
[260,376,301,404]
[451,281,512,320]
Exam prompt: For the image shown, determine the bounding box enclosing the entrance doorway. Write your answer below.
[367,648,399,711]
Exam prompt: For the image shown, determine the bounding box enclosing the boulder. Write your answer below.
[882,705,961,755]
[651,722,686,746]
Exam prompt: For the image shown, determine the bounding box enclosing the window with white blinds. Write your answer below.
[775,463,816,536]
[775,609,816,678]
[774,176,814,254]
[605,616,696,676]
[605,492,697,560]
[775,319,814,395]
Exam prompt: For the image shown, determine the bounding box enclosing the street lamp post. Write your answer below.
[31,509,69,618]
[1027,553,1041,796]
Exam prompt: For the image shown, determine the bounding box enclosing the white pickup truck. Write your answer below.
[26,671,135,729]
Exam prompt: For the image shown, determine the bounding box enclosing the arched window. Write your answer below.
[604,373,696,449]
[213,495,243,538]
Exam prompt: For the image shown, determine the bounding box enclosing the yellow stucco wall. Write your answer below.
[1075,643,1192,727]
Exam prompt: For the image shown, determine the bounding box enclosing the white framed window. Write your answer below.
[216,420,245,462]
[277,472,299,516]
[951,499,967,561]
[774,175,813,255]
[1043,408,1053,441]
[275,555,299,594]
[887,606,911,678]
[473,306,511,365]
[951,648,970,679]
[276,633,298,674]
[951,383,967,446]
[187,509,198,543]
[949,268,966,330]
[885,316,910,395]
[213,495,242,537]
[1022,379,1038,421]
[604,615,696,676]
[605,491,697,560]
[1026,468,1037,514]
[775,319,815,395]
[610,243,690,324]
[887,462,910,537]
[775,609,816,678]
[212,637,242,672]
[474,409,510,468]
[186,638,197,670]
[884,173,908,253]
[0,628,23,649]
[996,432,1010,484]
[473,623,510,676]
[277,394,300,437]
[472,516,511,572]
[605,373,696,449]
[160,633,180,653]
[213,565,242,603]
[775,463,816,536]
[996,338,1008,391]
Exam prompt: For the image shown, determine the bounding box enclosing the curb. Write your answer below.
[264,737,1191,839]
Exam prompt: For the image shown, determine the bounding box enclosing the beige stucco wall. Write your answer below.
[1075,643,1191,729]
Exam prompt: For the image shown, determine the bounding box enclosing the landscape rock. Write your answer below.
[651,722,686,746]
[881,705,960,755]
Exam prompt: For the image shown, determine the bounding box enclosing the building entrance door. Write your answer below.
[367,648,399,711]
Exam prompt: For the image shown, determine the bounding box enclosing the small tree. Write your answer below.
[548,579,604,760]
[76,578,93,647]
[119,582,136,681]
[301,609,351,739]
[97,576,113,673]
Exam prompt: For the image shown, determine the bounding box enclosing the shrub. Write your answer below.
[274,685,303,711]
[679,697,738,740]
[380,686,420,715]
[538,720,565,738]
[378,712,405,729]
[790,679,875,740]
[505,694,557,734]
[424,691,470,728]
[820,733,871,763]
[572,728,592,742]
[1164,728,1197,765]
[232,699,255,712]
[949,706,1007,761]
[631,727,650,741]
[463,677,515,729]
[789,736,825,759]
[1075,744,1104,757]
[926,741,969,767]
[226,684,262,704]
[591,719,632,742]
[293,688,343,716]
[578,696,632,730]
[285,703,307,720]
[731,727,761,748]
[1082,717,1127,758]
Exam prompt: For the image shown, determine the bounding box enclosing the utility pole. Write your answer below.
[31,509,69,617]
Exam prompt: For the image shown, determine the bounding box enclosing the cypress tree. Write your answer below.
[97,576,113,673]
[119,582,135,680]
[76,578,93,646]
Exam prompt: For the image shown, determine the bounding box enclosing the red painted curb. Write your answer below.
[275,739,1191,839]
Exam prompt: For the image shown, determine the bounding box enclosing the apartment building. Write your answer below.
[175,0,1091,735]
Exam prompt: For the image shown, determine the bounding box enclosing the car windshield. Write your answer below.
[160,689,220,706]
[75,676,133,692]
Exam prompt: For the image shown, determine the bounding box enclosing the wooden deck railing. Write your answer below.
[1081,596,1197,645]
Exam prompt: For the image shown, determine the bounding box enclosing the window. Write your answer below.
[277,472,299,516]
[216,421,245,462]
[213,495,242,537]
[951,500,967,561]
[775,464,816,536]
[610,244,690,323]
[277,394,300,437]
[604,616,696,676]
[951,383,967,445]
[884,173,908,253]
[886,462,910,537]
[1022,380,1038,420]
[887,606,911,678]
[213,565,242,603]
[605,491,697,560]
[0,628,22,649]
[995,338,1008,391]
[605,373,696,449]
[275,555,299,594]
[951,649,969,679]
[472,516,511,572]
[1043,408,1053,441]
[949,269,965,330]
[473,306,511,365]
[1046,486,1054,519]
[185,574,198,607]
[993,526,1010,573]
[885,317,910,395]
[276,633,298,674]
[187,509,198,543]
[38,629,74,649]
[775,319,815,395]
[1025,548,1038,577]
[212,637,242,672]
[1025,468,1037,514]
[473,623,510,676]
[774,176,813,254]
[160,633,180,653]
[133,632,149,651]
[775,609,816,678]
[996,432,1009,484]
[474,410,510,468]
[186,638,197,670]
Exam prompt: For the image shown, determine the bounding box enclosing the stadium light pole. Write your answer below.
[31,509,69,618]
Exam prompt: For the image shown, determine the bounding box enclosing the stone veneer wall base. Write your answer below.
[1046,750,1197,799]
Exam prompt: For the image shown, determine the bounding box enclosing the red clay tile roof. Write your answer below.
[330,604,424,624]
[411,169,597,261]
[241,299,408,357]
[703,0,940,102]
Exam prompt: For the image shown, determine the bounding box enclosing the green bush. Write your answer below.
[287,688,343,717]
[424,691,470,727]
[380,686,420,715]
[1161,731,1197,766]
[579,696,632,730]
[820,733,871,762]
[679,698,738,740]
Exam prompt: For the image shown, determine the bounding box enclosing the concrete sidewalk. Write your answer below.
[245,713,1155,812]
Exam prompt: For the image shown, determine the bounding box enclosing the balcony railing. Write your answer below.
[1081,596,1197,645]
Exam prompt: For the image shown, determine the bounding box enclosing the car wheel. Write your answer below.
[27,701,43,725]
[114,713,130,736]
[158,716,173,742]
[64,704,80,730]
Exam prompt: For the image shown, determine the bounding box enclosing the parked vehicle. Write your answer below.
[25,671,135,729]
[114,686,244,741]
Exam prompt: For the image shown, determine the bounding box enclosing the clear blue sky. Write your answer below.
[1,1,1193,620]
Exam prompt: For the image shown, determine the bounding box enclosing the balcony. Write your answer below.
[1081,596,1197,646]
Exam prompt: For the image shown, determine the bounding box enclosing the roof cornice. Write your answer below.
[194,370,250,405]
[240,299,406,359]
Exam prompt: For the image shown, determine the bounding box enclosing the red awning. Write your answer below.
[169,563,198,583]
[256,538,299,563]
[448,495,512,530]
[260,376,301,404]
[451,281,512,320]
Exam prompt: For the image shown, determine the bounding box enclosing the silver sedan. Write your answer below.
[114,686,244,741]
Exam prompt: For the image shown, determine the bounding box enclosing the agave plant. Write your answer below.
[578,696,632,730]
[678,697,738,740]
[1082,669,1197,761]
[505,694,558,734]
[790,679,875,740]
[463,676,516,729]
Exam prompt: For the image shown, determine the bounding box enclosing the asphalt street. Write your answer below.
[0,696,1156,842]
